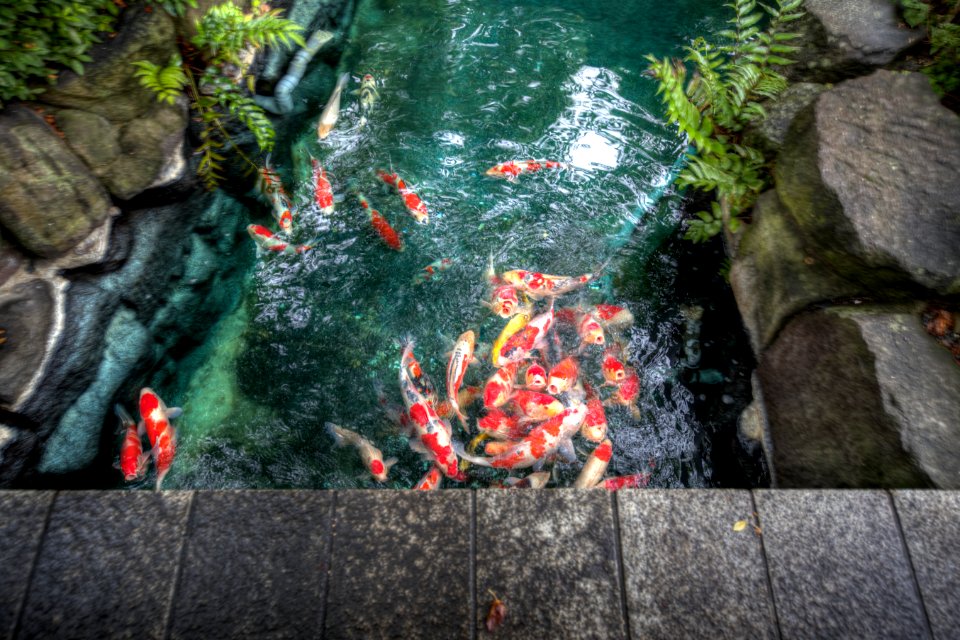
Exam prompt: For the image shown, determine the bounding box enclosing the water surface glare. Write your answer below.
[163,0,728,489]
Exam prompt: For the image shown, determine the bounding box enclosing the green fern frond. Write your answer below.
[132,55,186,105]
[210,79,276,152]
[192,0,304,66]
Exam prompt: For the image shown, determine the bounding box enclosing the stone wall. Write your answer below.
[731,0,960,487]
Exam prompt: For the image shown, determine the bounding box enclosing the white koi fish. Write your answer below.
[326,422,396,482]
[317,72,349,140]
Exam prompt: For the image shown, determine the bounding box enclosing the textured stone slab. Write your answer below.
[893,491,960,640]
[0,492,52,640]
[17,491,191,640]
[756,490,928,639]
[477,490,624,639]
[325,491,471,639]
[170,491,333,639]
[618,490,777,639]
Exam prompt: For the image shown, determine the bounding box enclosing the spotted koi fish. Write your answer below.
[116,404,148,482]
[483,362,519,409]
[577,311,605,349]
[355,192,402,251]
[412,258,454,285]
[352,73,379,127]
[491,306,532,367]
[257,162,294,234]
[457,403,586,470]
[413,466,442,491]
[598,472,650,491]
[247,225,313,255]
[483,285,520,318]
[496,302,553,366]
[573,439,613,488]
[546,356,579,396]
[138,388,180,490]
[485,159,563,180]
[592,304,635,330]
[523,363,547,390]
[399,340,439,407]
[446,330,476,429]
[436,386,481,420]
[326,422,396,483]
[606,367,641,418]
[477,408,526,441]
[376,170,429,224]
[500,267,601,300]
[580,387,609,443]
[311,157,335,215]
[511,390,564,423]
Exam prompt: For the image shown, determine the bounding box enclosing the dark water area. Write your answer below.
[103,0,766,490]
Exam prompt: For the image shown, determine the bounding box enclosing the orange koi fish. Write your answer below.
[523,363,547,390]
[593,304,635,330]
[413,466,442,491]
[326,422,397,483]
[446,330,476,429]
[577,311,605,348]
[485,159,563,180]
[511,390,564,423]
[580,386,609,443]
[497,302,554,366]
[355,192,402,251]
[477,409,526,441]
[138,388,180,490]
[412,258,454,285]
[457,403,586,470]
[116,404,148,482]
[376,169,429,224]
[598,472,650,491]
[247,225,313,255]
[500,268,600,300]
[436,386,481,420]
[573,439,613,488]
[601,347,627,385]
[257,162,294,234]
[311,157,335,215]
[483,363,518,409]
[546,356,579,396]
[606,367,641,418]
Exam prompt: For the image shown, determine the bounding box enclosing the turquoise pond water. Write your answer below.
[146,0,732,489]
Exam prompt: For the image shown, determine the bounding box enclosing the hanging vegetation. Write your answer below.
[901,0,960,103]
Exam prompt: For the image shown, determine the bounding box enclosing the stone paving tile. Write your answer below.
[476,490,625,640]
[325,490,471,640]
[169,490,333,640]
[756,490,929,640]
[618,489,778,639]
[892,491,960,640]
[16,491,191,640]
[0,492,53,640]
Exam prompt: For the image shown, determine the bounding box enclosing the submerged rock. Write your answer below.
[0,280,55,408]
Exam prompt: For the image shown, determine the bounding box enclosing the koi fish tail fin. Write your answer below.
[155,468,170,491]
[114,404,134,430]
[336,72,350,92]
[592,258,613,281]
[325,422,351,447]
[456,410,470,432]
[383,457,399,473]
[453,440,491,467]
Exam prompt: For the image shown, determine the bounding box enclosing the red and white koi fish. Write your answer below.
[485,159,563,180]
[436,386,481,420]
[483,363,518,409]
[523,363,547,390]
[354,192,402,251]
[311,157,335,215]
[497,471,550,489]
[457,403,586,470]
[490,306,532,367]
[412,258,454,285]
[317,72,349,140]
[116,404,148,482]
[500,268,599,300]
[446,330,476,429]
[326,422,396,482]
[574,439,614,488]
[606,367,641,418]
[477,409,526,441]
[483,285,520,318]
[496,302,554,366]
[546,356,579,396]
[593,304,635,330]
[247,225,313,255]
[138,388,180,490]
[511,390,564,423]
[484,440,518,456]
[413,466,442,491]
[580,389,609,443]
[577,311,605,349]
[399,340,439,407]
[598,472,650,491]
[601,347,628,385]
[376,169,429,224]
[257,162,294,234]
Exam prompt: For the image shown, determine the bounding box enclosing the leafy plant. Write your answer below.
[645,0,804,243]
[902,0,960,100]
[154,0,199,18]
[134,0,304,188]
[0,0,119,106]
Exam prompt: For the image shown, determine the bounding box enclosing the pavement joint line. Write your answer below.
[318,490,338,637]
[469,489,477,640]
[10,491,57,640]
[611,492,632,640]
[886,490,935,640]
[162,491,195,640]
[750,490,783,640]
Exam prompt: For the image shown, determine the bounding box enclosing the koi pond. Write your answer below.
[144,0,754,490]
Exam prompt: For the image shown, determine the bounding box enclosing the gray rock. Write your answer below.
[0,106,112,258]
[0,491,54,640]
[756,490,929,639]
[325,491,470,639]
[0,280,55,409]
[892,490,960,640]
[18,491,191,639]
[476,490,626,639]
[776,70,960,295]
[744,83,827,155]
[618,490,777,639]
[757,305,960,488]
[170,491,332,639]
[39,307,150,474]
[55,109,121,175]
[787,0,924,83]
[0,424,38,486]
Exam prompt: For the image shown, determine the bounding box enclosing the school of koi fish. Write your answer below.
[119,72,652,491]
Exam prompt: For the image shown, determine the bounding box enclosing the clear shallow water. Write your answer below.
[149,0,728,489]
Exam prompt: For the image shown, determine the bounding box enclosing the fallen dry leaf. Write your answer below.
[485,589,506,632]
[733,520,748,532]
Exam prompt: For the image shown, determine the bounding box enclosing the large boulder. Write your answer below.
[743,83,826,155]
[786,0,924,83]
[775,70,960,296]
[756,306,960,488]
[0,106,112,257]
[0,279,56,408]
